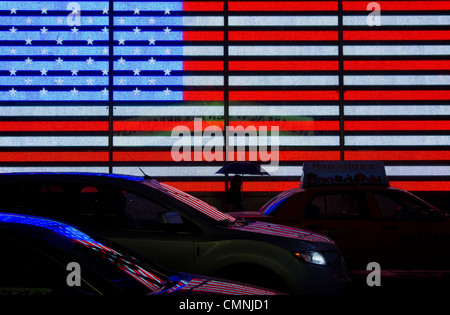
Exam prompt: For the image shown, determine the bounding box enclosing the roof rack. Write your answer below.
[301,161,389,187]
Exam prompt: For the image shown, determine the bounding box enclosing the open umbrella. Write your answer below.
[216,161,270,176]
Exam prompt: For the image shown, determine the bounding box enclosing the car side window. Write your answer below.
[305,192,369,219]
[373,192,443,221]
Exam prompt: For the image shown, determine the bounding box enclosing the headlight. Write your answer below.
[293,251,327,266]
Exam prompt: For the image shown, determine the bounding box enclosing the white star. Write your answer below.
[25,38,32,45]
[102,48,109,55]
[25,57,33,65]
[164,88,171,95]
[9,88,17,96]
[148,38,156,45]
[40,27,48,34]
[148,78,156,85]
[118,17,125,25]
[10,48,16,55]
[133,88,141,96]
[102,7,108,14]
[10,7,17,14]
[87,38,94,45]
[26,17,32,24]
[56,37,63,45]
[41,7,48,14]
[133,27,141,34]
[9,26,17,34]
[148,57,156,65]
[71,48,79,55]
[102,27,109,33]
[10,68,17,76]
[148,17,155,24]
[101,69,108,76]
[40,88,48,96]
[55,78,63,85]
[87,17,94,24]
[133,48,141,55]
[164,69,171,76]
[118,57,126,65]
[56,17,63,25]
[164,7,171,14]
[41,48,49,55]
[164,27,171,34]
[86,57,94,65]
[86,78,94,85]
[55,57,64,65]
[133,69,141,76]
[71,88,78,95]
[118,78,126,85]
[71,26,79,34]
[134,7,140,14]
[102,88,109,96]
[118,38,125,45]
[72,69,78,76]
[24,78,33,85]
[164,48,171,55]
[40,68,48,76]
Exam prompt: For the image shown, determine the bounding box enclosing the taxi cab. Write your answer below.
[0,172,349,295]
[229,161,450,275]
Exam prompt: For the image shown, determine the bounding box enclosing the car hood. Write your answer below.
[227,218,335,245]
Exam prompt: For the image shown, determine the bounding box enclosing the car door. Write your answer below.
[301,190,381,270]
[74,183,197,273]
[370,190,450,269]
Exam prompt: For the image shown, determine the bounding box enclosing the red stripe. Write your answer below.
[164,181,299,192]
[345,90,450,101]
[230,60,339,71]
[343,1,450,11]
[229,1,338,11]
[345,151,450,161]
[344,60,450,71]
[229,31,338,41]
[183,1,224,11]
[184,91,224,101]
[229,120,339,131]
[0,152,108,162]
[0,121,108,132]
[391,181,450,192]
[345,121,450,131]
[184,61,223,71]
[183,31,224,41]
[114,121,224,131]
[344,30,450,41]
[230,90,339,101]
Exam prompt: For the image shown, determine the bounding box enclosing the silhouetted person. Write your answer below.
[227,175,245,212]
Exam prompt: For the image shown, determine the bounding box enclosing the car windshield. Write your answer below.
[142,180,236,224]
[259,188,301,215]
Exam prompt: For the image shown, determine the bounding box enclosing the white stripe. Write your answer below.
[0,167,109,173]
[346,136,450,146]
[385,166,450,177]
[344,45,450,56]
[230,45,338,56]
[113,106,223,116]
[115,135,339,147]
[229,16,338,26]
[344,105,450,116]
[0,137,108,147]
[183,46,223,56]
[230,105,339,116]
[344,15,450,26]
[230,75,338,86]
[182,76,224,86]
[183,16,224,26]
[0,106,109,116]
[345,75,450,86]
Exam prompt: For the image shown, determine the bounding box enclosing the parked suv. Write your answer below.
[0,172,349,294]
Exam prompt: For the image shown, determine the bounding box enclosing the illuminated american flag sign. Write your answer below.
[0,1,449,197]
